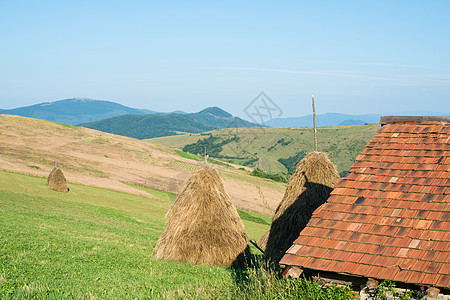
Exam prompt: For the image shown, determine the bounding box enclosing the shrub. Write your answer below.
[374,280,428,300]
[228,259,357,300]
[250,168,290,183]
[278,150,307,173]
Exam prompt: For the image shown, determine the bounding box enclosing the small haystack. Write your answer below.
[47,166,69,192]
[265,151,339,264]
[154,167,250,266]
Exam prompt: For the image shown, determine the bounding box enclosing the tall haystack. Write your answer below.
[47,167,69,192]
[265,151,339,264]
[154,167,250,266]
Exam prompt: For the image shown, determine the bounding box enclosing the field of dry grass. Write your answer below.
[0,114,284,215]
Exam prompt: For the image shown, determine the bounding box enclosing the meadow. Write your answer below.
[0,170,268,299]
[0,170,356,299]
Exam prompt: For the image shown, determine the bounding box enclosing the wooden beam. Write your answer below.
[380,116,450,125]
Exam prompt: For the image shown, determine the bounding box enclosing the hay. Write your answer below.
[265,151,339,264]
[47,167,69,192]
[154,167,250,266]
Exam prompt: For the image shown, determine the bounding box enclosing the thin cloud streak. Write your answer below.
[215,67,450,83]
[296,60,442,71]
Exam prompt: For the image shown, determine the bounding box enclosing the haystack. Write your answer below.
[264,151,339,264]
[154,167,250,266]
[47,167,69,192]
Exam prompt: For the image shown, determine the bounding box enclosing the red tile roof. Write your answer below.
[280,117,450,289]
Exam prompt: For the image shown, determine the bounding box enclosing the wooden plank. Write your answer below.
[380,116,450,125]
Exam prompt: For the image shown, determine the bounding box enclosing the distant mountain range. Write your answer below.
[264,111,450,127]
[2,98,448,139]
[0,98,159,125]
[80,107,260,139]
[0,98,259,139]
[264,113,381,127]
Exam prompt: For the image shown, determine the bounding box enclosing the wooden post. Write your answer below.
[312,95,318,151]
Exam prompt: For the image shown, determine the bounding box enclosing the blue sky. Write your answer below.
[1,1,449,118]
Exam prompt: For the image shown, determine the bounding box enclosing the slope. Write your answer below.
[0,169,271,299]
[0,114,284,215]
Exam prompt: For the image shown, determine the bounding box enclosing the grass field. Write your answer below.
[149,124,380,174]
[0,170,273,299]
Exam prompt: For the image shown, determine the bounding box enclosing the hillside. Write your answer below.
[80,107,260,139]
[149,123,381,175]
[0,169,272,298]
[0,98,156,125]
[0,114,284,215]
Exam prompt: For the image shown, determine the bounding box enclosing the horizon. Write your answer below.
[2,97,449,122]
[1,1,449,119]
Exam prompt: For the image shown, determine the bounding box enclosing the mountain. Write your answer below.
[338,119,366,126]
[80,107,260,139]
[0,98,156,125]
[198,106,232,118]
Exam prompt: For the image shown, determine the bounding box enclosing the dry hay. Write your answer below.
[154,167,250,266]
[264,151,339,264]
[47,167,69,192]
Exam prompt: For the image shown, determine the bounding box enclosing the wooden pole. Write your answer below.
[204,147,208,166]
[312,95,318,151]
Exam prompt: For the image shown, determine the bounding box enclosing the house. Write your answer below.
[280,116,449,295]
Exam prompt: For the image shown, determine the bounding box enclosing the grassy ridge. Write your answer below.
[0,171,272,299]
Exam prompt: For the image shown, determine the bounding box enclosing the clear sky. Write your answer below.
[1,0,449,118]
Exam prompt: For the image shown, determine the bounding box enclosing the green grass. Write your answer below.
[0,170,266,299]
[174,149,231,168]
[0,170,355,299]
[47,120,80,129]
[174,149,204,162]
[237,209,271,225]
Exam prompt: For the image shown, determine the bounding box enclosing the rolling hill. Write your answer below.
[0,114,284,215]
[0,98,158,125]
[80,106,260,139]
[149,123,381,175]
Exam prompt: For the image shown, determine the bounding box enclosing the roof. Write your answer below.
[280,116,450,289]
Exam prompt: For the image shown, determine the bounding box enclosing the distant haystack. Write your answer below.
[154,167,250,266]
[47,167,69,192]
[265,151,339,264]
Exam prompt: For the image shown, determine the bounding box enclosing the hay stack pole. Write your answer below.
[263,98,339,264]
[312,95,318,151]
[154,167,250,267]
